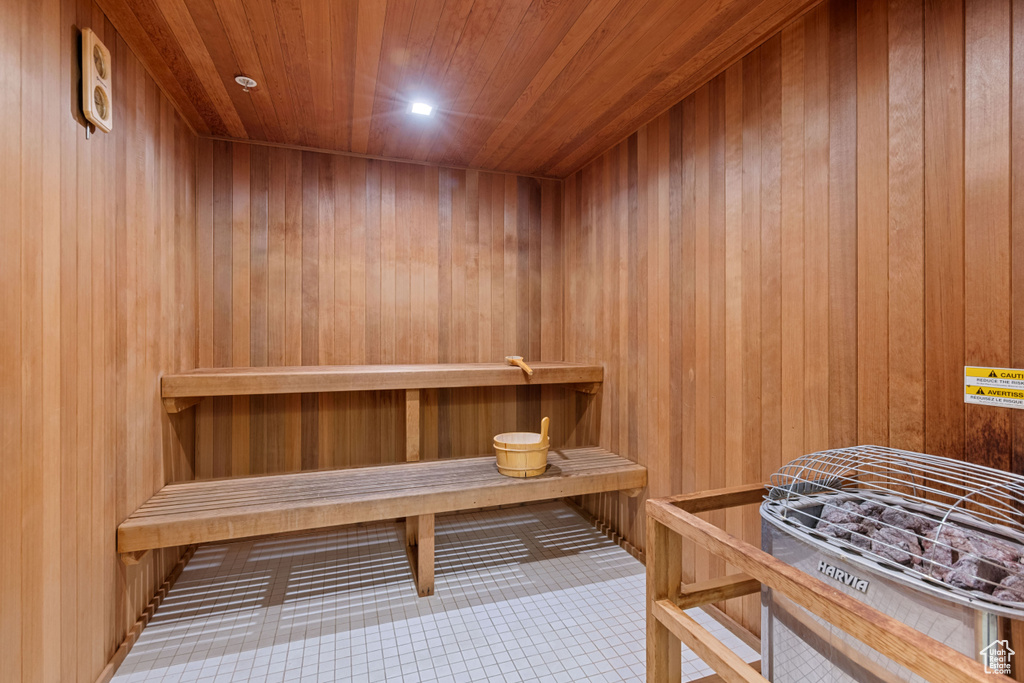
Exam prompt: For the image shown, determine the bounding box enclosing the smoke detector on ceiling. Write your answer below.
[235,76,257,93]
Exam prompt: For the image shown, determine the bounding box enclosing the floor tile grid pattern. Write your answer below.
[113,502,758,682]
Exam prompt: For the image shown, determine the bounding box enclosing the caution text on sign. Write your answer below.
[964,366,1024,410]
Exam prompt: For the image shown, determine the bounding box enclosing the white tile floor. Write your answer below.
[112,502,758,682]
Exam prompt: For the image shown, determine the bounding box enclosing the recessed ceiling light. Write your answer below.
[235,75,257,92]
[410,102,433,116]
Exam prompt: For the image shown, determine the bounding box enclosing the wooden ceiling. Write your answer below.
[96,0,816,177]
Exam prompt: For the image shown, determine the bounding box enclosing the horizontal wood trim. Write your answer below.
[678,574,762,609]
[119,447,645,552]
[665,483,767,513]
[652,599,768,683]
[647,498,994,682]
[162,362,603,402]
[687,660,764,683]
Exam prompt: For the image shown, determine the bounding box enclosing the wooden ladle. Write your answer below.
[505,355,533,376]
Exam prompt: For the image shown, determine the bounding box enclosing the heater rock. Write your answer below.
[821,501,864,526]
[965,532,1019,568]
[946,555,1007,593]
[993,573,1024,602]
[857,500,885,518]
[870,526,922,566]
[819,522,863,540]
[850,531,872,551]
[880,506,935,535]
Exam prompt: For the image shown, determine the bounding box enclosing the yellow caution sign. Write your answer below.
[965,383,1024,409]
[964,366,1024,404]
[965,366,1024,382]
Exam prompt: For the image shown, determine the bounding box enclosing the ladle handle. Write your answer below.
[506,356,534,376]
[539,417,549,444]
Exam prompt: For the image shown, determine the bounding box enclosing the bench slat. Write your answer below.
[118,447,646,553]
[161,361,603,402]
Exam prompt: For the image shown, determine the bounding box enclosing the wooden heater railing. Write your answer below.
[645,484,999,683]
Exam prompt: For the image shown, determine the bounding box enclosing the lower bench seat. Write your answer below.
[118,446,646,596]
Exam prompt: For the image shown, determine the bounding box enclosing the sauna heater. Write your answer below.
[760,445,1024,682]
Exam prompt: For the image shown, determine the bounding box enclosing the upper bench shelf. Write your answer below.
[161,361,603,413]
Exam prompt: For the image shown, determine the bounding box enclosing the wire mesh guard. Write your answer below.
[761,445,1024,615]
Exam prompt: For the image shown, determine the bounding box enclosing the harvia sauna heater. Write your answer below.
[761,445,1024,682]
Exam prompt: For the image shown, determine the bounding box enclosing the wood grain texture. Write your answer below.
[162,362,602,402]
[563,0,1024,636]
[91,0,818,177]
[118,447,646,552]
[965,0,1012,471]
[0,0,196,680]
[195,140,572,477]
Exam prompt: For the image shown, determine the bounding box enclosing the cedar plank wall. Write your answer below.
[194,140,571,476]
[0,0,196,681]
[564,0,1020,635]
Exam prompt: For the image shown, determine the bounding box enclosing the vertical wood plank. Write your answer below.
[888,0,925,453]
[964,0,1012,470]
[780,20,805,461]
[828,0,858,449]
[857,0,890,446]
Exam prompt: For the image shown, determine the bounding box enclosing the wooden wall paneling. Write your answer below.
[759,34,784,485]
[923,0,965,462]
[741,48,764,630]
[888,0,925,453]
[722,62,745,593]
[284,149,303,472]
[232,143,251,475]
[708,74,729,586]
[693,84,712,588]
[316,153,335,467]
[196,139,214,480]
[828,0,858,449]
[195,141,568,475]
[674,98,698,584]
[41,0,63,677]
[1,0,197,677]
[780,19,806,463]
[2,0,25,674]
[1014,0,1024,475]
[300,151,320,470]
[249,144,269,473]
[965,0,1013,470]
[804,3,830,453]
[857,0,890,446]
[559,0,1024,643]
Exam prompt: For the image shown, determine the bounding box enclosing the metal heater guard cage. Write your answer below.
[644,483,997,683]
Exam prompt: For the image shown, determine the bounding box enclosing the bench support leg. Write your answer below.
[404,514,435,597]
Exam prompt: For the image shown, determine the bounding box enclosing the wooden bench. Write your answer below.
[118,446,646,596]
[128,361,638,595]
[160,361,603,413]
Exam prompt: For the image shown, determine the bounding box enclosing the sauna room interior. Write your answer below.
[4,0,1024,681]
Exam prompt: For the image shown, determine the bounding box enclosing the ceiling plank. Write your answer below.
[350,0,388,154]
[159,0,247,137]
[94,0,818,177]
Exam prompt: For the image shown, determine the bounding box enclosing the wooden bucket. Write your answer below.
[493,417,549,477]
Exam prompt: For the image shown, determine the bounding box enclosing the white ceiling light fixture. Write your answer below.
[235,75,257,92]
[410,101,433,116]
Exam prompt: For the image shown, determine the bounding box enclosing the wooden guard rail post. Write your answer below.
[645,484,1000,683]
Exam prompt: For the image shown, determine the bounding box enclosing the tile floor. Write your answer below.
[112,502,758,682]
